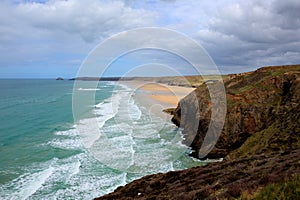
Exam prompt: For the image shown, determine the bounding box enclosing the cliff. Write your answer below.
[95,65,300,199]
[173,65,300,160]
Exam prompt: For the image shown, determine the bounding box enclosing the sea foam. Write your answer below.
[0,166,54,200]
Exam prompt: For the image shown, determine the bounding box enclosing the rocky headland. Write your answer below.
[95,65,300,199]
[56,77,64,80]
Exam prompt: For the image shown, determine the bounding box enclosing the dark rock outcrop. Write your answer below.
[95,65,300,200]
[56,77,64,80]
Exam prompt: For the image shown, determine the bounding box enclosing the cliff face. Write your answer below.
[172,65,300,159]
[95,65,300,199]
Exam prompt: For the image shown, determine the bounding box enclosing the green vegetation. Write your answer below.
[238,85,253,93]
[253,175,300,200]
[228,124,278,159]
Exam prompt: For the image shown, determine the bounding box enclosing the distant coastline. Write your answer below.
[69,77,125,81]
[67,74,223,89]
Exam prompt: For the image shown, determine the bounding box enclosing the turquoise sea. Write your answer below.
[0,79,204,199]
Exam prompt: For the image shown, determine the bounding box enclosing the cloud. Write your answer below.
[12,0,157,42]
[0,0,158,77]
[195,0,300,72]
[1,0,300,78]
[273,0,300,29]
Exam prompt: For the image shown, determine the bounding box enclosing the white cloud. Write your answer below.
[11,0,157,42]
[0,0,157,77]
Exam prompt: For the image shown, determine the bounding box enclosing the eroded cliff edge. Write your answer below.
[96,65,300,199]
[173,65,300,160]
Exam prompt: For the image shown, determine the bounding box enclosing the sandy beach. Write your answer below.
[121,81,195,120]
[139,83,195,106]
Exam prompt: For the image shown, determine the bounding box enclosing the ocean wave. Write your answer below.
[47,138,83,150]
[0,164,55,200]
[53,127,78,136]
[0,153,130,199]
[77,88,101,91]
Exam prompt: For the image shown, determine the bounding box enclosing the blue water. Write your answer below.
[0,80,204,199]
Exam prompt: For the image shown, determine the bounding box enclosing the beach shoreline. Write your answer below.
[119,80,195,120]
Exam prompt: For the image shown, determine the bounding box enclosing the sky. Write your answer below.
[0,0,300,78]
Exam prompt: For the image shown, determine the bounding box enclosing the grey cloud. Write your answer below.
[273,0,300,18]
[272,0,300,29]
[196,0,300,71]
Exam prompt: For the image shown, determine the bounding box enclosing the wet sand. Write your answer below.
[120,81,195,120]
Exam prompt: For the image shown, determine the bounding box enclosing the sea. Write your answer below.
[0,79,204,199]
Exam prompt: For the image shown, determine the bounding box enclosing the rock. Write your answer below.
[56,77,64,80]
[162,108,176,115]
